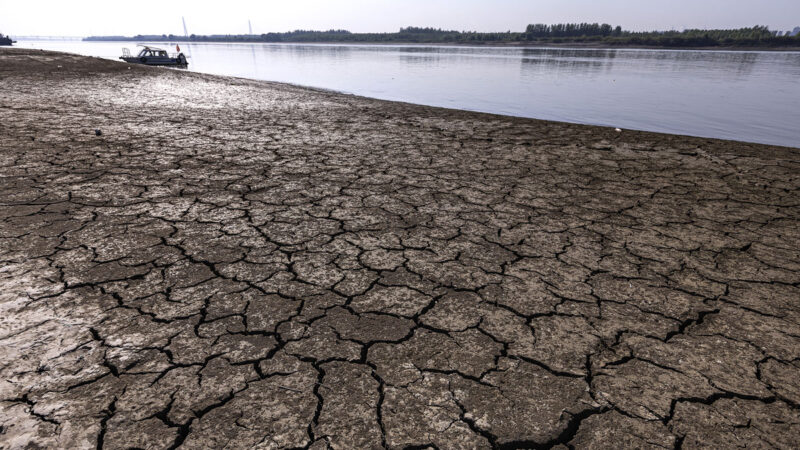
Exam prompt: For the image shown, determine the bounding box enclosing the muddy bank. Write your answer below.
[1,48,799,449]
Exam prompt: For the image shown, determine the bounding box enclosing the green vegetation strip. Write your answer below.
[86,24,800,48]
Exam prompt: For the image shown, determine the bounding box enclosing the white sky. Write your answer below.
[2,0,799,37]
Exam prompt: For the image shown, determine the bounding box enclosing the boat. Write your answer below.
[0,34,15,46]
[120,45,187,66]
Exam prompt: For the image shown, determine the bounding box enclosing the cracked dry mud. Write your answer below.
[1,48,799,449]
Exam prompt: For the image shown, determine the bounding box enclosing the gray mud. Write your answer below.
[1,48,799,449]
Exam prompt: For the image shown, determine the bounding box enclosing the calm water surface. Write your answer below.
[16,40,800,148]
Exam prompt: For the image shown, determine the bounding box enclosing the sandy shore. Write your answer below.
[1,48,799,449]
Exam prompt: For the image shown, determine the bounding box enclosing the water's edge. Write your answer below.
[11,41,800,148]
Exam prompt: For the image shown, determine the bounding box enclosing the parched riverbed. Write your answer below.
[1,48,799,449]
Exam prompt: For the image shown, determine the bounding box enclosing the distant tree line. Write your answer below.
[525,23,622,37]
[85,24,800,48]
[601,25,799,47]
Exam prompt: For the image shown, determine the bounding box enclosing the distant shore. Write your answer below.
[79,38,800,52]
[84,24,800,51]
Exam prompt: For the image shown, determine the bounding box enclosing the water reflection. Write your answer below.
[14,40,800,147]
[521,48,619,59]
[520,56,613,74]
[616,49,762,78]
[399,54,444,65]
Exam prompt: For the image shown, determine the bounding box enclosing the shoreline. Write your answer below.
[2,49,799,448]
[76,38,800,52]
[5,47,799,150]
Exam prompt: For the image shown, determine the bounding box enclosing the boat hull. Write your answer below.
[120,55,187,66]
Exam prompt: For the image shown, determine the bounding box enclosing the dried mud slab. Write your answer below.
[1,48,799,449]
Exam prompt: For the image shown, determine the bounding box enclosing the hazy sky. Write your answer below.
[2,0,799,37]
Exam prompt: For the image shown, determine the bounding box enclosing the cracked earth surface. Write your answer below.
[1,48,799,449]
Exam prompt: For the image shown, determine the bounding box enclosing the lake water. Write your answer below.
[14,40,800,148]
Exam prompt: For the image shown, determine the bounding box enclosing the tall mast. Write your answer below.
[248,20,253,35]
[182,17,189,38]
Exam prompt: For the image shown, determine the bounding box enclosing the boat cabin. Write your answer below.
[138,47,169,58]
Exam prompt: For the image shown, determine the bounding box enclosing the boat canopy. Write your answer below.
[136,44,166,52]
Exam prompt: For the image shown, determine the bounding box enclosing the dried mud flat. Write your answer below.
[1,48,799,449]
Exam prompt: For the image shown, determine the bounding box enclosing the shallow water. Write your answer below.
[15,40,800,148]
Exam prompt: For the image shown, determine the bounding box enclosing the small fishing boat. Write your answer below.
[120,45,187,66]
[0,33,15,46]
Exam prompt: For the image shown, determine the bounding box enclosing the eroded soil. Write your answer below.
[1,48,799,449]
